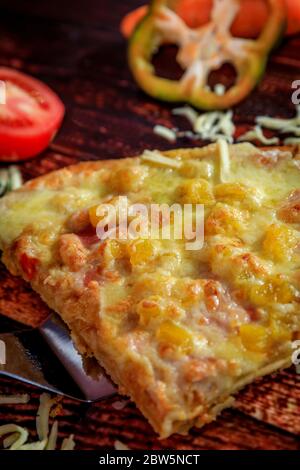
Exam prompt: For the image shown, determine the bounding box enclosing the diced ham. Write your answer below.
[277,190,300,224]
[202,279,250,330]
[67,209,100,246]
[77,226,100,247]
[58,234,88,272]
[183,358,228,383]
[67,209,90,233]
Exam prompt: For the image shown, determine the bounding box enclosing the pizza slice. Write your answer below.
[0,142,299,437]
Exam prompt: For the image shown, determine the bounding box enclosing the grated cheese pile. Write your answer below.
[153,104,300,146]
[172,105,235,143]
[0,393,75,450]
[238,105,300,145]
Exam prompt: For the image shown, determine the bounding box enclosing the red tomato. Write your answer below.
[0,68,65,161]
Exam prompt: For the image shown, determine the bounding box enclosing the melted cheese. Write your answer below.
[0,187,103,245]
[218,139,231,182]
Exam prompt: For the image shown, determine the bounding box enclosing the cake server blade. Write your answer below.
[0,313,116,401]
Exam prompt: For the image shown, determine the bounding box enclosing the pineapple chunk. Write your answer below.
[89,204,102,228]
[109,166,146,193]
[127,239,155,265]
[249,275,294,306]
[214,183,263,208]
[262,223,297,262]
[178,179,215,205]
[214,183,248,201]
[108,239,126,259]
[156,321,193,353]
[88,202,118,229]
[240,324,270,353]
[269,318,292,343]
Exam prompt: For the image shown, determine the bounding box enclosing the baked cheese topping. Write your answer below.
[0,143,299,436]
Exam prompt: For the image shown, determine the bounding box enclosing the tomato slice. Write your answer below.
[0,68,65,161]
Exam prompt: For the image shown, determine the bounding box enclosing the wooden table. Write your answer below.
[0,0,299,450]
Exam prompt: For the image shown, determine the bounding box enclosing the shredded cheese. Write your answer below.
[36,393,55,441]
[61,434,76,450]
[256,105,300,131]
[8,166,23,191]
[46,421,58,450]
[0,424,28,450]
[169,104,300,146]
[0,394,30,404]
[281,126,300,137]
[172,107,235,143]
[218,111,235,140]
[114,440,130,450]
[18,439,47,450]
[172,105,198,126]
[153,125,177,142]
[0,393,76,450]
[255,106,300,144]
[214,83,226,96]
[238,125,279,145]
[256,115,292,130]
[194,111,219,136]
[3,432,20,449]
[0,166,22,197]
[284,137,300,145]
[142,150,182,169]
[218,138,231,183]
[194,111,235,143]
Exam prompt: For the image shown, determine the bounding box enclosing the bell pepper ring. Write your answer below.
[121,0,300,38]
[128,0,287,110]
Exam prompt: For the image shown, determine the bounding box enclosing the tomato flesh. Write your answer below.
[0,68,65,161]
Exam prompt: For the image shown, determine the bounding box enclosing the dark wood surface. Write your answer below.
[0,0,300,450]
